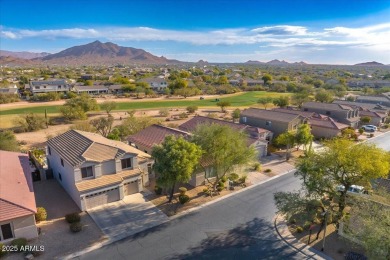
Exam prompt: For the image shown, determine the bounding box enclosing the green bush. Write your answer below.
[179,194,190,204]
[238,175,247,183]
[179,112,188,119]
[217,186,224,192]
[186,106,198,113]
[296,226,304,233]
[35,207,47,222]
[228,173,239,181]
[358,128,364,134]
[65,212,81,223]
[0,243,7,257]
[303,221,311,230]
[264,168,272,173]
[253,162,261,171]
[154,186,162,195]
[220,176,228,183]
[178,187,187,196]
[289,218,297,224]
[217,181,225,189]
[11,238,27,252]
[70,222,82,233]
[202,188,209,193]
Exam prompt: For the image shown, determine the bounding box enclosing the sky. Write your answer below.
[1,0,390,64]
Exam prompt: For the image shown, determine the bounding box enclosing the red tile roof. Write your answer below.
[127,124,189,151]
[0,151,36,222]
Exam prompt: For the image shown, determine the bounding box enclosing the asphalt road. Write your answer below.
[367,131,390,151]
[77,172,305,260]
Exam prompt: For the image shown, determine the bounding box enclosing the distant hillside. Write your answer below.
[354,61,384,66]
[0,56,36,66]
[34,40,178,65]
[245,59,308,65]
[0,50,50,59]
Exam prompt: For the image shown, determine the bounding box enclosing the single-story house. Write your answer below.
[72,85,109,95]
[0,151,38,242]
[46,130,153,210]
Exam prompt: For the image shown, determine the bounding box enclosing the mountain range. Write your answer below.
[0,41,176,66]
[0,41,387,66]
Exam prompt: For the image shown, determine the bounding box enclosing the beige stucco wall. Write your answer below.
[0,215,38,242]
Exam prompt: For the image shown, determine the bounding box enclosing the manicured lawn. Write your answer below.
[0,91,291,116]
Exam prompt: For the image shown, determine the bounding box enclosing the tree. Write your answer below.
[275,131,296,160]
[257,97,274,109]
[360,116,371,124]
[295,139,390,226]
[159,108,170,117]
[192,124,256,191]
[216,76,228,85]
[116,115,158,139]
[121,84,136,93]
[295,124,313,152]
[169,79,188,90]
[90,116,114,137]
[152,136,202,202]
[231,108,240,123]
[60,94,99,120]
[186,106,198,114]
[17,113,46,132]
[262,74,272,85]
[216,101,231,112]
[345,191,390,259]
[291,92,312,108]
[0,130,20,151]
[315,89,334,103]
[100,101,117,114]
[272,96,290,108]
[107,128,121,140]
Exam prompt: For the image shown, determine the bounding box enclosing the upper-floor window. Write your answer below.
[266,121,272,126]
[81,166,93,179]
[121,158,132,169]
[61,158,64,167]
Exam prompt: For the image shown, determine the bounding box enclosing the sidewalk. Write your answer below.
[274,215,334,260]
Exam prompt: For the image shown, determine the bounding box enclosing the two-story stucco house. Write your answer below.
[240,108,306,137]
[29,79,70,95]
[138,77,168,92]
[0,151,38,242]
[46,130,152,211]
[302,102,360,128]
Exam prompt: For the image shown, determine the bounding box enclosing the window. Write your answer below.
[58,85,62,89]
[58,172,62,181]
[266,121,272,126]
[60,158,64,167]
[326,111,331,115]
[81,166,93,179]
[48,146,51,155]
[205,168,217,178]
[147,163,153,175]
[121,158,132,169]
[242,117,247,123]
[0,223,13,241]
[303,108,308,111]
[35,86,40,89]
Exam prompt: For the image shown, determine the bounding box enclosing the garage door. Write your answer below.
[85,187,120,209]
[123,180,139,196]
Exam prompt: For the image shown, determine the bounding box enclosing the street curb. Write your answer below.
[274,215,334,260]
[62,166,295,259]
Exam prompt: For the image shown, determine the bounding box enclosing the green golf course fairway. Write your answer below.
[0,91,291,116]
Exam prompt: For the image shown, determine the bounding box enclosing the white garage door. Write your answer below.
[85,187,120,209]
[123,180,139,196]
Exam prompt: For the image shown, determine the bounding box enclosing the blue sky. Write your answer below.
[1,0,390,64]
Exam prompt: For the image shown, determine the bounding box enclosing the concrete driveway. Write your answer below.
[87,193,169,240]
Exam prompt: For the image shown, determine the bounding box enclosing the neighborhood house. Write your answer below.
[46,130,153,210]
[0,151,38,242]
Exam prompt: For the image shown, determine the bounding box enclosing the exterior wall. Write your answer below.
[0,215,38,242]
[101,160,116,175]
[47,146,81,209]
[30,84,69,94]
[361,116,382,126]
[310,126,342,139]
[138,160,151,186]
[303,105,359,126]
[129,142,151,154]
[251,141,268,158]
[188,172,205,187]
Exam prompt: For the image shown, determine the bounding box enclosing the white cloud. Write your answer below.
[1,23,390,52]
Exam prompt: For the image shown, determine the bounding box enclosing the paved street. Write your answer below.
[77,172,305,260]
[367,131,390,151]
